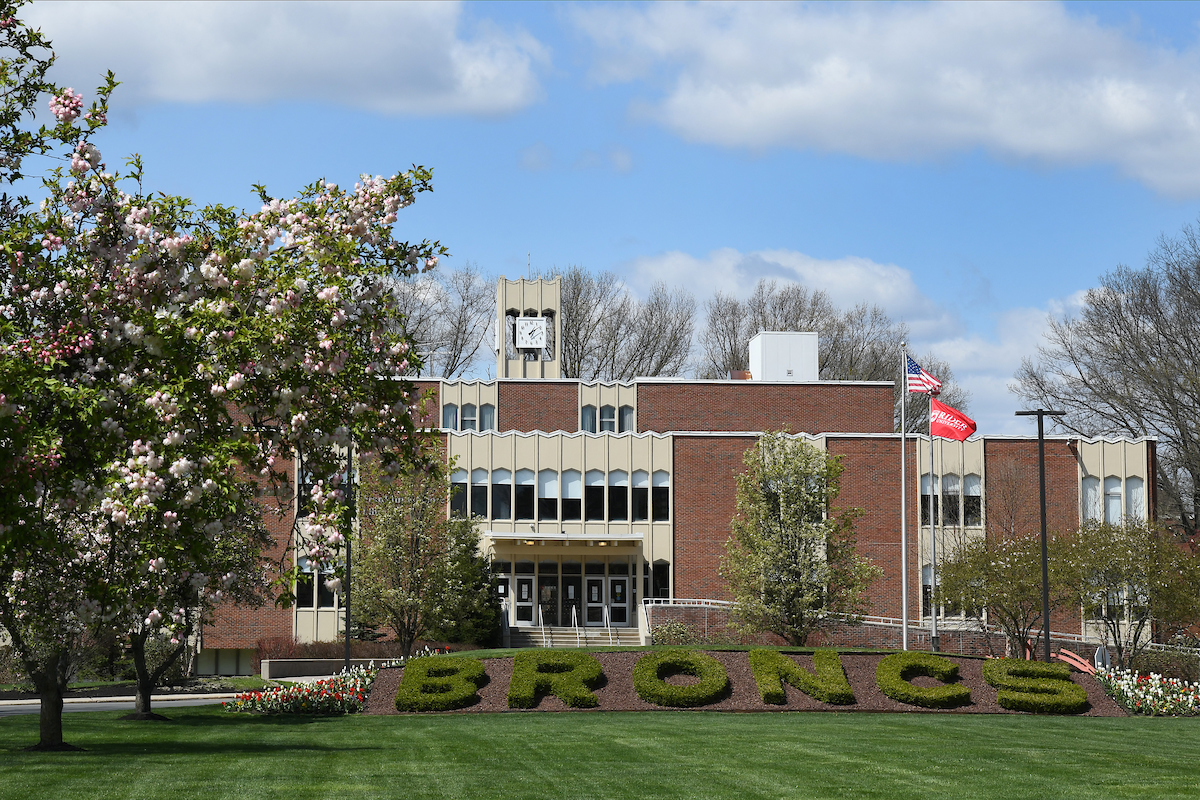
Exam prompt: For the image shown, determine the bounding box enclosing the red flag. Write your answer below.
[930,398,976,441]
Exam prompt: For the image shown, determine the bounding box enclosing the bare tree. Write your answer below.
[698,278,968,431]
[548,266,695,381]
[391,261,494,378]
[1014,220,1200,537]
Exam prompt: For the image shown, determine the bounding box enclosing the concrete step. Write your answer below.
[508,626,642,648]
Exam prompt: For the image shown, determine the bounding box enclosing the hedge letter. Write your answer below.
[394,656,487,712]
[633,650,730,708]
[508,650,605,709]
[876,652,972,709]
[982,658,1088,714]
[749,649,855,705]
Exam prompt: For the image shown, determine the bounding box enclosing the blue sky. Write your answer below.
[24,1,1200,434]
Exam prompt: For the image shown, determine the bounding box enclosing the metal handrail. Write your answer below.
[571,604,582,647]
[604,604,615,646]
[538,604,549,648]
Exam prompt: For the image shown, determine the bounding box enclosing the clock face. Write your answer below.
[516,318,547,349]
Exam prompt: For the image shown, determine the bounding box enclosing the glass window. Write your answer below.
[964,474,982,526]
[317,575,336,608]
[515,469,535,520]
[479,403,496,431]
[608,470,629,522]
[920,474,939,526]
[600,405,616,432]
[581,405,597,433]
[538,470,559,521]
[1082,475,1101,522]
[561,469,582,521]
[652,470,670,522]
[441,403,458,431]
[618,405,635,433]
[652,560,670,598]
[585,470,605,521]
[631,470,649,521]
[515,560,535,574]
[461,403,477,431]
[1104,476,1122,525]
[491,469,512,520]
[941,473,961,526]
[1126,476,1146,520]
[471,468,488,519]
[450,468,468,518]
[296,558,315,608]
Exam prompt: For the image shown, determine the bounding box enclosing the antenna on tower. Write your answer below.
[527,252,531,280]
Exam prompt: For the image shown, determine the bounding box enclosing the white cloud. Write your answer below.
[26,1,547,115]
[623,246,956,338]
[574,2,1200,196]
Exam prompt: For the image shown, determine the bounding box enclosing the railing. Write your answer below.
[570,604,582,647]
[604,605,615,646]
[642,598,733,641]
[537,604,549,648]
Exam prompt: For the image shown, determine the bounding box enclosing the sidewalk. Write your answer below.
[0,691,240,707]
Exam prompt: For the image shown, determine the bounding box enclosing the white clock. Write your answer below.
[515,318,548,349]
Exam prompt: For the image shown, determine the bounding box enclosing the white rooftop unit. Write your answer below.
[748,332,818,382]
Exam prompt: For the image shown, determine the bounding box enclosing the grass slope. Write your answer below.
[1,707,1197,799]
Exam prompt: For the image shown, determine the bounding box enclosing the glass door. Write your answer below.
[585,577,605,626]
[563,576,582,628]
[515,577,534,625]
[608,577,628,626]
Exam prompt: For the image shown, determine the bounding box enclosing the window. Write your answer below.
[296,558,315,608]
[581,405,598,433]
[600,405,616,432]
[584,470,605,521]
[921,565,933,618]
[561,470,582,521]
[608,470,629,521]
[652,471,670,521]
[618,405,635,433]
[470,469,488,518]
[1126,477,1145,520]
[1104,476,1122,525]
[538,470,558,521]
[479,403,496,431]
[1082,475,1101,522]
[941,473,961,526]
[491,469,512,520]
[461,403,477,431]
[631,470,650,521]
[920,474,939,525]
[964,474,982,526]
[515,469,535,520]
[450,468,468,518]
[441,403,458,430]
[652,560,670,598]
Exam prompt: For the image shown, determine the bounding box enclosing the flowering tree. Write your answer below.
[0,2,442,749]
[720,432,879,645]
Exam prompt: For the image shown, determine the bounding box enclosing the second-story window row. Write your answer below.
[450,468,670,522]
[580,404,635,434]
[441,403,496,432]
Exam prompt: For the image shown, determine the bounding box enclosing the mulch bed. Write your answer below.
[365,651,1126,716]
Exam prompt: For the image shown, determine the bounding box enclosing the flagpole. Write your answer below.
[899,344,909,651]
[929,393,940,653]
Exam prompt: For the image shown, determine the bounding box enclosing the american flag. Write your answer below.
[906,355,942,394]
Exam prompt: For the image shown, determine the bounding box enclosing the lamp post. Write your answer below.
[342,443,356,674]
[1015,408,1064,663]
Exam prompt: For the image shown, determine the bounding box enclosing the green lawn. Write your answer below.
[1,707,1197,799]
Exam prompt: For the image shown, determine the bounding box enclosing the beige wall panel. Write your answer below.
[1077,439,1103,478]
[1102,440,1128,479]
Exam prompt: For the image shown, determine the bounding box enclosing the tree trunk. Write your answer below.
[29,651,81,751]
[120,631,171,721]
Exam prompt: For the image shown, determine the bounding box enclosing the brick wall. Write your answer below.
[204,454,296,649]
[498,382,578,432]
[637,382,893,434]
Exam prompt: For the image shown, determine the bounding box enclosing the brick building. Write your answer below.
[199,278,1154,671]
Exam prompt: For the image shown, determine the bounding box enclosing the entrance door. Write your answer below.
[515,577,534,625]
[585,578,605,626]
[608,577,628,626]
[538,576,559,626]
[563,576,583,628]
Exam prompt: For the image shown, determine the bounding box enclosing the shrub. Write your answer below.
[749,649,855,705]
[1129,649,1200,682]
[982,658,1088,714]
[394,655,486,712]
[651,620,702,646]
[507,650,604,709]
[876,652,972,709]
[633,650,729,708]
[224,666,376,715]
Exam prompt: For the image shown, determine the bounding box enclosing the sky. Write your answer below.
[21,1,1200,435]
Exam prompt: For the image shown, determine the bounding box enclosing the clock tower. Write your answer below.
[495,277,561,379]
